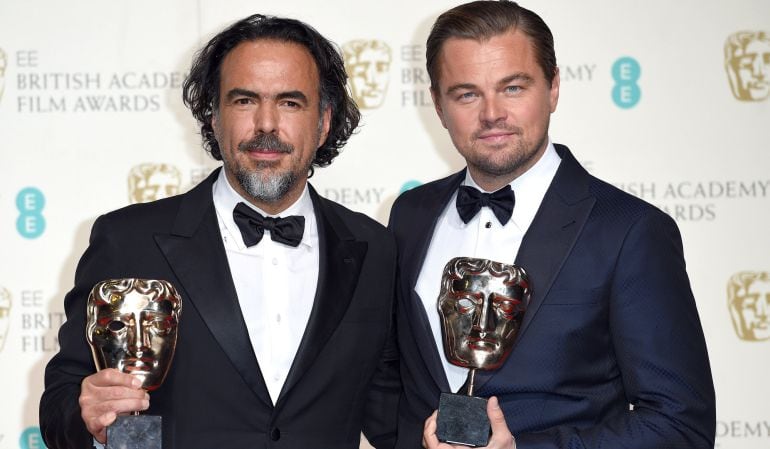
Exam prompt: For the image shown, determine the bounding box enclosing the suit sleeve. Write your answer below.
[515,210,716,449]
[40,216,123,449]
[361,232,402,449]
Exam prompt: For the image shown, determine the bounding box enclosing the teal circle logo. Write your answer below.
[611,57,641,108]
[16,187,46,239]
[20,426,46,449]
[399,180,422,194]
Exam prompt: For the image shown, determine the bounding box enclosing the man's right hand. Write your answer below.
[79,369,149,443]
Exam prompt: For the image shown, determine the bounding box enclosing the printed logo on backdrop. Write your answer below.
[19,289,62,353]
[612,179,770,222]
[725,31,770,101]
[323,186,386,206]
[20,427,44,449]
[716,420,770,447]
[727,272,770,342]
[0,287,11,352]
[13,49,184,113]
[343,40,392,109]
[16,187,46,239]
[399,180,422,194]
[0,47,7,104]
[128,163,182,204]
[612,56,641,108]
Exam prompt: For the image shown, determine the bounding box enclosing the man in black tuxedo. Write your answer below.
[389,2,715,448]
[40,14,399,449]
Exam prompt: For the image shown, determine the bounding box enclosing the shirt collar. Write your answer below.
[212,169,316,249]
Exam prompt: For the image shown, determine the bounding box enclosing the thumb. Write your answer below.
[487,396,509,433]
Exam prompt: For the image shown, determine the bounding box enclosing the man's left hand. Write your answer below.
[422,396,517,449]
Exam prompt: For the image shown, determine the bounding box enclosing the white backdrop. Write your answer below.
[1,1,769,448]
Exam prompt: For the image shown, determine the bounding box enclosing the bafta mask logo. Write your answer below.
[727,272,770,341]
[128,163,181,204]
[725,31,770,101]
[343,39,391,109]
[0,287,11,352]
[0,48,7,104]
[87,279,182,390]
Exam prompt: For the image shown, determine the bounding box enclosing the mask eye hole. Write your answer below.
[107,321,126,332]
[456,298,475,314]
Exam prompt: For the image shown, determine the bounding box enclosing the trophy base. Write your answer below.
[436,392,490,447]
[107,415,162,449]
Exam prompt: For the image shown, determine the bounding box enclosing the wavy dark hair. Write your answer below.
[182,14,360,168]
[427,1,557,90]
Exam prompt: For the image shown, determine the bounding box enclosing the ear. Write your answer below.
[318,106,332,147]
[430,87,448,129]
[549,67,560,113]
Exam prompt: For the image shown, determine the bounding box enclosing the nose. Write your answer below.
[253,103,278,135]
[480,97,507,126]
[757,295,769,319]
[127,314,151,354]
[474,295,495,334]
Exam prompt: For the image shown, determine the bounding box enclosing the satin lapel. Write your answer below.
[154,169,273,408]
[475,145,596,391]
[398,171,465,393]
[276,186,366,406]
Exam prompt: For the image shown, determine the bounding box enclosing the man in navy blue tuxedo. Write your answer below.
[388,2,715,448]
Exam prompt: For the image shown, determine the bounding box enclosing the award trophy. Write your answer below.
[86,278,183,449]
[436,257,530,447]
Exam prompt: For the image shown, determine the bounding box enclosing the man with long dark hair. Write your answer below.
[40,14,399,449]
[389,1,715,448]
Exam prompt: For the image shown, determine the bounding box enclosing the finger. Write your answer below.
[84,410,115,444]
[422,410,439,448]
[486,396,515,448]
[86,368,143,389]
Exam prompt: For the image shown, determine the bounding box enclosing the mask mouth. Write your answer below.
[466,335,499,352]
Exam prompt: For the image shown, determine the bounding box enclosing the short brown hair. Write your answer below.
[426,0,557,90]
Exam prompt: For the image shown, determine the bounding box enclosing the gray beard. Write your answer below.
[235,166,297,203]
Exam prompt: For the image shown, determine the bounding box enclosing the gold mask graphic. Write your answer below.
[725,31,770,101]
[343,39,391,109]
[86,279,182,390]
[0,48,7,103]
[0,287,11,352]
[728,272,770,341]
[128,163,181,204]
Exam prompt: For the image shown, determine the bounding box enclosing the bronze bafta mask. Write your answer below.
[86,279,182,391]
[438,257,530,371]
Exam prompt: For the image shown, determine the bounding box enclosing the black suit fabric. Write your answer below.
[388,145,715,449]
[40,169,400,449]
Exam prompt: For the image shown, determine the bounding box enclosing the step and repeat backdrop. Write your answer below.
[1,0,768,448]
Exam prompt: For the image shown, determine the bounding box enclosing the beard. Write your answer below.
[465,121,549,179]
[226,133,309,203]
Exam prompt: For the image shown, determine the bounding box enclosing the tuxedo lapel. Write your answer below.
[474,145,595,391]
[399,171,465,392]
[154,169,273,408]
[276,186,366,406]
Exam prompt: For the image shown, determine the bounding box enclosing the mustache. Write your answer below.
[238,133,294,153]
[472,123,522,140]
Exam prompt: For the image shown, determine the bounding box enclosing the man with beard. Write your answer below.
[40,14,399,449]
[389,1,715,448]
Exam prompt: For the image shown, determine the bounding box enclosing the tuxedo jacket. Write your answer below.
[388,145,715,449]
[40,169,400,449]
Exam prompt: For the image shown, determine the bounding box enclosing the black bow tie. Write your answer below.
[456,185,515,225]
[232,202,305,248]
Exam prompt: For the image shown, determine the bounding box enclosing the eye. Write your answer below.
[457,91,477,103]
[456,298,475,314]
[107,321,126,332]
[505,85,522,94]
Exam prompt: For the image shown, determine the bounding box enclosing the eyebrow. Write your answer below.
[224,88,309,105]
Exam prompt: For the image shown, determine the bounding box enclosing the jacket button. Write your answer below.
[270,428,281,441]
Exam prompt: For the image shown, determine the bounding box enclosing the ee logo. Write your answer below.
[399,180,422,194]
[20,427,45,449]
[612,57,641,109]
[16,187,46,239]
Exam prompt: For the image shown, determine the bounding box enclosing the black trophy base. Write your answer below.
[106,415,162,449]
[436,392,490,447]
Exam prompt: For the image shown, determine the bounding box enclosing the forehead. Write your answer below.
[436,29,540,88]
[97,290,172,315]
[744,39,770,54]
[219,39,320,97]
[452,273,514,296]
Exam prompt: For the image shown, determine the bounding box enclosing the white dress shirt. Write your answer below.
[414,141,561,392]
[213,170,319,404]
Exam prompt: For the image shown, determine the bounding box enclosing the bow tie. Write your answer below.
[232,202,305,248]
[456,185,515,225]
